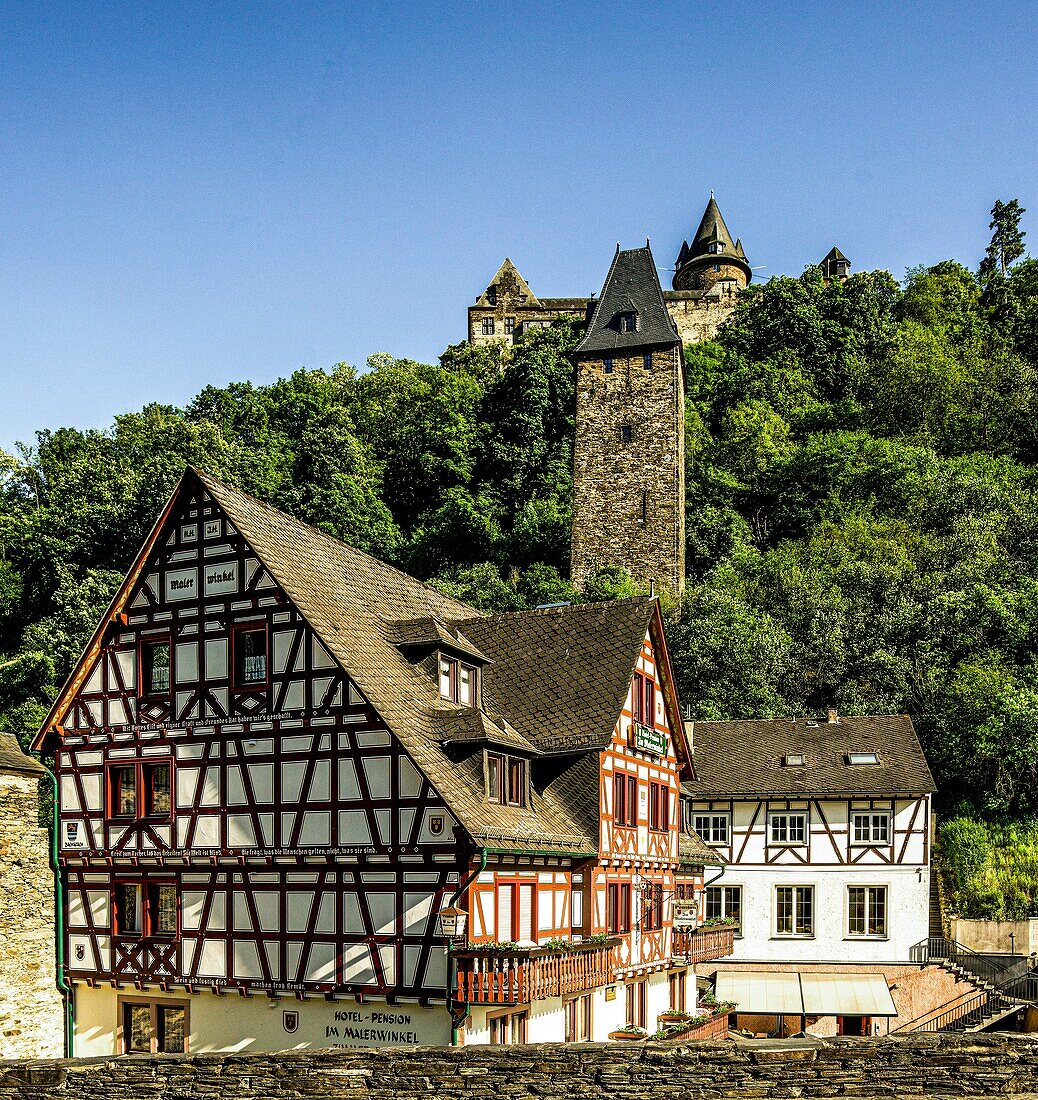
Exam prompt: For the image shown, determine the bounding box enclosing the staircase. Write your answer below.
[895,939,1038,1033]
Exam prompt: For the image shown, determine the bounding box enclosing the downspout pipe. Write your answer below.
[447,847,488,1048]
[42,762,74,1057]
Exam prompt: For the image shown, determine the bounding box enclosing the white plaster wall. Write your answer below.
[725,865,929,963]
[72,986,450,1056]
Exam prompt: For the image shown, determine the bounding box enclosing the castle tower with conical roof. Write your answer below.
[672,194,752,294]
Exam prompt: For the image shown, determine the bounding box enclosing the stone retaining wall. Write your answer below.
[5,1034,1038,1098]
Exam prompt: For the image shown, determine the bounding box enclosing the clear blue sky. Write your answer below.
[2,1,1035,450]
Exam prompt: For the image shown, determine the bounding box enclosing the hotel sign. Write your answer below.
[634,722,667,756]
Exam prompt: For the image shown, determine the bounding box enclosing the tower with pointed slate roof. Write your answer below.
[673,193,752,294]
[570,244,685,595]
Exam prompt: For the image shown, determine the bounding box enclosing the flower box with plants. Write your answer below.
[608,1024,648,1041]
[657,999,736,1042]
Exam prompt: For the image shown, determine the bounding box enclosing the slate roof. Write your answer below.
[573,245,680,355]
[178,471,693,857]
[680,829,722,867]
[685,714,936,799]
[822,246,849,263]
[0,732,45,776]
[675,196,752,280]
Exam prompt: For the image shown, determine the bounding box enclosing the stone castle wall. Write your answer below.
[571,345,685,594]
[5,1034,1038,1098]
[0,771,64,1058]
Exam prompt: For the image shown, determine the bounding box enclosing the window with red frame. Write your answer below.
[107,762,173,821]
[648,782,670,832]
[114,883,177,937]
[642,881,664,932]
[612,773,638,827]
[233,623,267,689]
[632,672,655,727]
[607,881,632,934]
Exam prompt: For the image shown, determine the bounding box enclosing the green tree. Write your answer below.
[980,199,1027,280]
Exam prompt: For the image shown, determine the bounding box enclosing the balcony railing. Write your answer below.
[660,1010,732,1042]
[455,939,620,1005]
[672,925,736,965]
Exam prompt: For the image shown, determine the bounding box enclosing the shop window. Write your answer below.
[121,999,188,1054]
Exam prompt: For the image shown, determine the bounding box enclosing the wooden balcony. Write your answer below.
[454,939,620,1005]
[672,925,736,965]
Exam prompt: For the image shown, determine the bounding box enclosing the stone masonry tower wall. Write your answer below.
[571,344,685,595]
[0,749,64,1057]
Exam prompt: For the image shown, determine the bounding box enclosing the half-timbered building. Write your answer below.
[685,712,936,1036]
[35,468,731,1054]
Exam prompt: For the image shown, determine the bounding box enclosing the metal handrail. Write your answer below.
[909,936,1019,987]
[893,963,1038,1034]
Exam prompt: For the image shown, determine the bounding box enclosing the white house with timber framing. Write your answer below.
[34,467,732,1056]
[684,712,937,1037]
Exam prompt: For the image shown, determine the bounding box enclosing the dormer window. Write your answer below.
[847,752,880,765]
[708,242,725,254]
[439,654,476,706]
[619,311,638,333]
[487,751,526,806]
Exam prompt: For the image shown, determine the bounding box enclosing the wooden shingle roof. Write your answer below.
[685,714,936,799]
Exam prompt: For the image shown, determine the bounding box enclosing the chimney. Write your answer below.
[827,707,839,724]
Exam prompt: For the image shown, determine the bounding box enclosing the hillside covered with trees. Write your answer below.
[3,202,1037,912]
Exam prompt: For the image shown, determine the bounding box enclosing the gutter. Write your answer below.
[42,763,74,1056]
[447,847,488,1048]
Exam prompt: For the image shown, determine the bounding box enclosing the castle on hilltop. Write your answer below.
[467,197,850,597]
[468,195,770,349]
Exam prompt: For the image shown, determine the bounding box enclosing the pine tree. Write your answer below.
[980,198,1027,280]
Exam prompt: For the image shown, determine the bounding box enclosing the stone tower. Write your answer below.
[0,733,64,1057]
[570,244,685,595]
[673,194,752,294]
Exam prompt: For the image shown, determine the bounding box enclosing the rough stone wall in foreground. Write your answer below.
[0,772,63,1058]
[5,1034,1038,1099]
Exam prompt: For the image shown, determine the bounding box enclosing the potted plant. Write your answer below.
[657,1007,695,1026]
[608,1024,648,1041]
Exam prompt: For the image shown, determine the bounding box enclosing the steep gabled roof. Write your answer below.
[41,469,700,858]
[822,246,849,263]
[574,245,679,355]
[685,714,935,799]
[474,258,540,308]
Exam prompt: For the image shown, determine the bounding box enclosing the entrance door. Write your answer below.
[837,1015,868,1036]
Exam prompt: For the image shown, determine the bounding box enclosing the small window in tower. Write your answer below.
[716,242,725,252]
[643,353,651,370]
[621,425,632,444]
[504,317,515,336]
[482,318,495,336]
[603,358,613,374]
[712,264,721,272]
[640,491,648,526]
[619,311,637,333]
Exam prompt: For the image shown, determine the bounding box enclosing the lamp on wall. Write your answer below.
[436,904,468,944]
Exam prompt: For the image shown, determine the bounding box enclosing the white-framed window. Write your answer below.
[775,885,814,937]
[847,885,888,938]
[705,885,742,935]
[769,812,807,846]
[851,812,891,845]
[692,813,730,846]
[481,317,495,336]
[847,752,880,765]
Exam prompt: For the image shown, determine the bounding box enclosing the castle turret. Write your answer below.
[819,246,851,282]
[672,194,752,294]
[570,244,685,595]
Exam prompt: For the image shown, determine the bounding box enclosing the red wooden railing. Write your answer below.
[455,940,620,1005]
[671,925,735,964]
[662,1011,731,1042]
